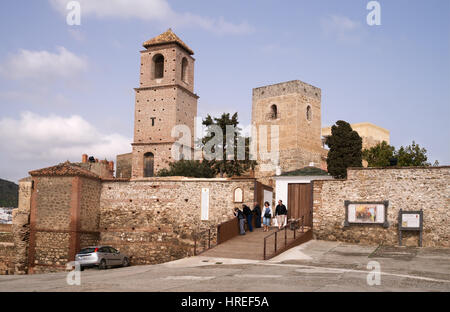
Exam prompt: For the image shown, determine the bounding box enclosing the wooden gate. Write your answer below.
[287,183,312,227]
[254,181,273,208]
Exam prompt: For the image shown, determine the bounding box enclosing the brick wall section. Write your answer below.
[99,178,255,265]
[29,176,73,273]
[312,167,450,247]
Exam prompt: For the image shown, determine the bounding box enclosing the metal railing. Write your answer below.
[193,227,214,256]
[263,216,307,260]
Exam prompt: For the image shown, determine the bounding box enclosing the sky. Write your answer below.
[0,0,449,183]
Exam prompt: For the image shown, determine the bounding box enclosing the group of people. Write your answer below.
[233,200,287,235]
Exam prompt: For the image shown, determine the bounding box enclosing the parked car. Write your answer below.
[75,246,129,270]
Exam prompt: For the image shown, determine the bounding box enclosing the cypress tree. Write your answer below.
[325,120,362,178]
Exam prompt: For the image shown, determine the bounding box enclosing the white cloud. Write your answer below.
[49,0,254,35]
[321,15,364,43]
[68,28,85,41]
[0,112,131,180]
[0,47,88,81]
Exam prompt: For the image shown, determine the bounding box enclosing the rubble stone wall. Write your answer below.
[313,167,450,247]
[99,178,256,265]
[12,178,32,274]
[0,224,13,275]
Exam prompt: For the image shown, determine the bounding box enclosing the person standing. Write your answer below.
[234,207,246,235]
[252,202,262,228]
[262,201,272,232]
[275,200,288,230]
[242,204,253,232]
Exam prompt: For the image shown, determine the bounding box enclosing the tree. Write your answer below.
[200,112,256,177]
[157,160,215,178]
[325,120,362,179]
[362,141,395,167]
[395,141,430,166]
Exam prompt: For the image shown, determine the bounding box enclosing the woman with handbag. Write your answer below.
[262,201,272,232]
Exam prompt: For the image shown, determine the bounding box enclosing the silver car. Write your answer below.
[75,246,130,270]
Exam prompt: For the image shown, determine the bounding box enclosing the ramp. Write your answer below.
[202,226,312,260]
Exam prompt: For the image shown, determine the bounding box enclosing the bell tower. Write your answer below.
[131,29,198,178]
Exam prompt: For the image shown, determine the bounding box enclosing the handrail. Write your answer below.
[193,227,214,256]
[263,215,307,260]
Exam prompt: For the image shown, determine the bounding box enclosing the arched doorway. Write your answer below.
[153,54,164,79]
[144,152,154,177]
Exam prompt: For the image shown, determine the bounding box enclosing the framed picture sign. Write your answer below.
[398,209,423,247]
[344,201,389,228]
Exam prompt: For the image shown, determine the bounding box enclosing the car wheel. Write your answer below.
[98,259,107,270]
[122,258,129,267]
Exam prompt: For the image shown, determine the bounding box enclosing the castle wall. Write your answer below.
[312,167,450,247]
[12,178,32,274]
[0,224,13,275]
[99,178,255,265]
[10,174,256,273]
[24,175,102,274]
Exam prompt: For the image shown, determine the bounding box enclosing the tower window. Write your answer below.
[143,152,154,177]
[270,104,278,119]
[306,105,312,121]
[181,57,188,82]
[153,54,164,79]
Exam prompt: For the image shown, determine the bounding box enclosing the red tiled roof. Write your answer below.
[29,161,100,179]
[143,28,194,55]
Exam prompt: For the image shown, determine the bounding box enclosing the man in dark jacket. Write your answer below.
[252,202,261,228]
[234,207,246,235]
[242,204,253,232]
[275,200,288,230]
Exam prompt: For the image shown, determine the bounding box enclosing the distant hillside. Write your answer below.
[0,179,18,207]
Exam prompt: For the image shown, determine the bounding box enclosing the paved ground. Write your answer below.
[0,240,449,292]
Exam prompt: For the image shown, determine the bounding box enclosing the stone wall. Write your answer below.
[12,178,32,274]
[0,224,14,275]
[23,172,103,274]
[116,153,132,179]
[13,171,258,273]
[99,178,256,265]
[312,167,450,247]
[252,80,323,185]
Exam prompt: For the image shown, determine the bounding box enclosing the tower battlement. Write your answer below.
[252,80,321,101]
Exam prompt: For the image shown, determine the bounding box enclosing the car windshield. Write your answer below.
[78,247,96,254]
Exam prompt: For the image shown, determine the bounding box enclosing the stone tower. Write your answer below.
[131,29,198,178]
[251,80,324,185]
